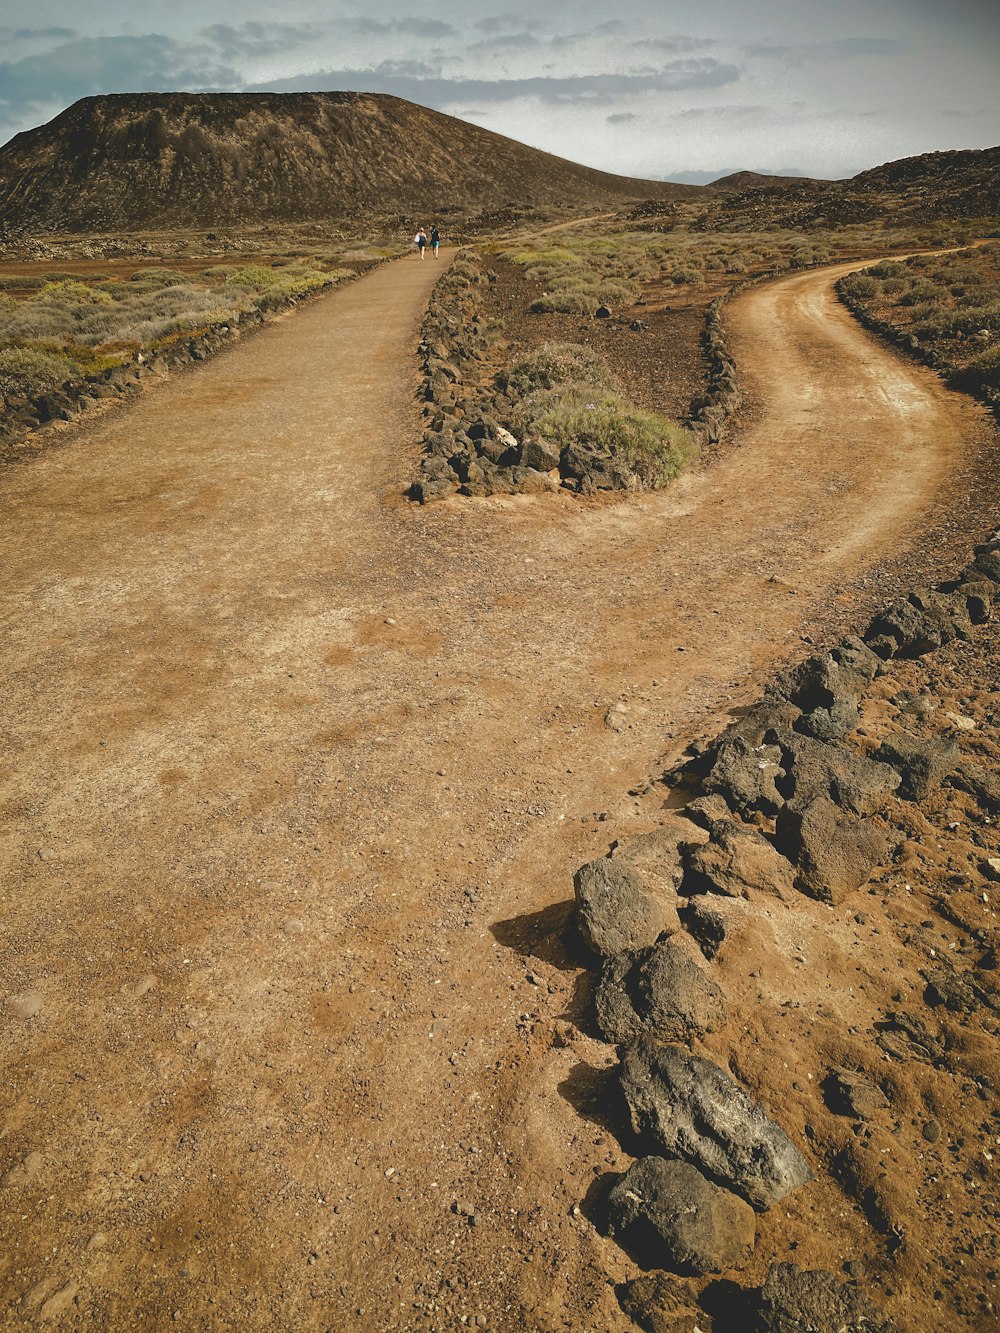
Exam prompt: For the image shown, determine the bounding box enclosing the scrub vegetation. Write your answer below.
[0,255,354,405]
[838,243,1000,396]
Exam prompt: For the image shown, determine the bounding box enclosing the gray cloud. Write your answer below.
[606,112,637,124]
[1,26,76,40]
[200,21,325,60]
[0,34,238,112]
[468,32,541,52]
[749,37,903,63]
[635,35,715,54]
[345,17,456,38]
[252,58,741,104]
[473,16,545,36]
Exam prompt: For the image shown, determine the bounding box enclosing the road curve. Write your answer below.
[0,253,991,1329]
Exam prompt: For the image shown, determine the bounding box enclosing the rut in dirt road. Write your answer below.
[0,253,992,1330]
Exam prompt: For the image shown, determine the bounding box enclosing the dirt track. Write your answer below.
[0,253,993,1329]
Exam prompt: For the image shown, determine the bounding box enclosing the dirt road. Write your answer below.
[0,255,992,1329]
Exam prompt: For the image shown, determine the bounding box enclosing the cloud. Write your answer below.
[468,32,541,53]
[473,16,545,36]
[748,37,903,64]
[0,27,77,40]
[635,36,716,55]
[344,17,455,38]
[0,34,239,130]
[606,112,637,125]
[200,21,326,60]
[252,59,742,105]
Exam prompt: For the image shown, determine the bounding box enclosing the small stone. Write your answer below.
[281,918,306,935]
[922,1120,942,1143]
[944,711,976,731]
[982,858,1000,883]
[9,991,44,1019]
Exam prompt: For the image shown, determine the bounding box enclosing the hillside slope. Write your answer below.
[703,145,1000,231]
[0,92,696,233]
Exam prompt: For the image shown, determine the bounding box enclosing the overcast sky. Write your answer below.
[0,1,997,180]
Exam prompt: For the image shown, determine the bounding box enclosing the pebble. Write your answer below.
[134,974,158,997]
[281,918,305,935]
[1,1151,43,1188]
[944,711,976,731]
[922,1120,942,1143]
[9,992,43,1019]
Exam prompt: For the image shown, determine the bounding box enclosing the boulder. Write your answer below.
[574,859,680,959]
[874,732,960,800]
[520,436,561,472]
[680,895,748,961]
[768,730,901,816]
[594,937,727,1044]
[774,796,890,904]
[863,593,961,658]
[620,1039,813,1211]
[948,761,1000,814]
[617,1272,703,1333]
[753,1263,898,1333]
[607,1157,756,1275]
[684,820,795,900]
[702,735,785,816]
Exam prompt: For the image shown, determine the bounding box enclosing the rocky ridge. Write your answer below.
[560,532,1000,1330]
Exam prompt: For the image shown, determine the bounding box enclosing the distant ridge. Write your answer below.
[707,170,824,192]
[0,91,699,234]
[704,145,1000,230]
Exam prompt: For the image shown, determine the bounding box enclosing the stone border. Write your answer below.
[836,277,1000,421]
[561,529,1000,1325]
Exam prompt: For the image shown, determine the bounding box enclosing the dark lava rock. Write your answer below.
[948,761,1000,814]
[607,1157,756,1275]
[874,731,960,800]
[618,1272,703,1333]
[775,796,890,905]
[702,735,785,816]
[684,819,795,900]
[520,435,560,472]
[768,729,901,816]
[620,1039,813,1211]
[574,857,680,959]
[753,1262,898,1333]
[823,1068,890,1119]
[594,937,728,1044]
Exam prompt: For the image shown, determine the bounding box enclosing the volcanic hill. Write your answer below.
[0,91,697,234]
[703,145,1000,231]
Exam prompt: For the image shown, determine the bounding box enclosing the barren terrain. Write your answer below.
[1,248,996,1329]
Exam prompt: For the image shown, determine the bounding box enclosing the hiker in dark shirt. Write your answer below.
[430,226,440,258]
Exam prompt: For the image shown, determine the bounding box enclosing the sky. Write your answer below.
[0,1,997,181]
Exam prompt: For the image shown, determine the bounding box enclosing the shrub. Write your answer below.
[502,342,612,397]
[965,342,1000,390]
[530,291,599,315]
[670,266,704,286]
[37,279,113,305]
[0,346,78,398]
[514,387,694,487]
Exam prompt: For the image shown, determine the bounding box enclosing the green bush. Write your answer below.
[502,342,613,397]
[515,387,694,487]
[530,291,599,315]
[0,345,79,398]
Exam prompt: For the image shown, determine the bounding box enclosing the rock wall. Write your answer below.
[561,531,1000,1329]
[836,280,1000,422]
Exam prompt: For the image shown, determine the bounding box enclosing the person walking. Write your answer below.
[430,226,440,259]
[413,227,428,259]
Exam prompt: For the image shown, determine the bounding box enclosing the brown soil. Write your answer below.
[480,257,711,421]
[0,250,996,1330]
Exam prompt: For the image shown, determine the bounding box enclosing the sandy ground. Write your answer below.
[0,252,994,1330]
